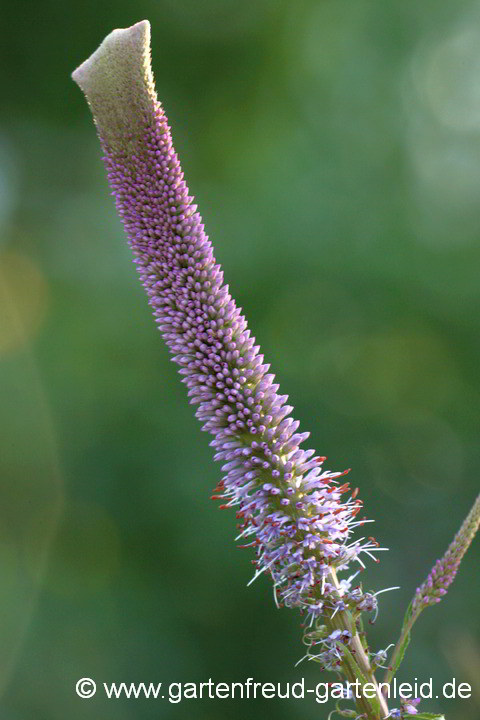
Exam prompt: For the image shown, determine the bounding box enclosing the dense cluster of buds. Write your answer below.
[72,21,384,625]
[412,493,480,615]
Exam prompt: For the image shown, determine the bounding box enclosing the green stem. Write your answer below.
[328,569,389,719]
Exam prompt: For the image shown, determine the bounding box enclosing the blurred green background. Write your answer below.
[1,1,479,718]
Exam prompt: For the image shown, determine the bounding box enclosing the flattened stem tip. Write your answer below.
[71,20,156,151]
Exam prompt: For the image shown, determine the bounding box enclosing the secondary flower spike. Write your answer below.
[72,20,382,623]
[412,492,480,614]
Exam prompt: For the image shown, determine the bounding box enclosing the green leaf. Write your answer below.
[340,644,371,687]
[340,644,382,716]
[384,600,414,684]
[334,701,357,718]
[404,714,445,719]
[389,628,411,678]
[401,599,415,629]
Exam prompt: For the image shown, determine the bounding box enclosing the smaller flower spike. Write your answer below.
[413,493,480,613]
[384,492,480,691]
[72,21,383,625]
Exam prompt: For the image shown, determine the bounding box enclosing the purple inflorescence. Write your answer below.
[101,102,380,622]
[413,493,480,613]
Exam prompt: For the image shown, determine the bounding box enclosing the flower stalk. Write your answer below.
[328,569,390,718]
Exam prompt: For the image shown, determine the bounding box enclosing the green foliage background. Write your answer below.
[0,1,479,718]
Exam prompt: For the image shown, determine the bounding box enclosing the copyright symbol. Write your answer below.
[76,677,96,699]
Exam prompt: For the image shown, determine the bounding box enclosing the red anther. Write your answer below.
[235,512,244,518]
[351,507,361,516]
[321,538,333,544]
[218,504,229,509]
[316,456,327,463]
[338,483,350,493]
[351,487,359,499]
[210,495,222,500]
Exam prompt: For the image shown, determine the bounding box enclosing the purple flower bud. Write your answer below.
[72,21,381,622]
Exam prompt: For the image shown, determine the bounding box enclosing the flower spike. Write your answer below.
[73,22,393,719]
[383,493,480,690]
[72,20,380,622]
[413,492,480,613]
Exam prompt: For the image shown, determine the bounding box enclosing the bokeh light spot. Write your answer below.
[414,27,480,132]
